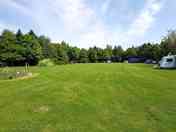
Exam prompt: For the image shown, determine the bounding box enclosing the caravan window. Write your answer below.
[166,58,173,62]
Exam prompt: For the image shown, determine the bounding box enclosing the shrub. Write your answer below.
[38,59,55,67]
[52,58,67,65]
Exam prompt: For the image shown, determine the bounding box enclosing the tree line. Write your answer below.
[0,29,176,66]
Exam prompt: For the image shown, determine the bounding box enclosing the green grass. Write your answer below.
[0,64,176,132]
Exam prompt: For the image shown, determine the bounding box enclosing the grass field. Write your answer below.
[0,64,176,132]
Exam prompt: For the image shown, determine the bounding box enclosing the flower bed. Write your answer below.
[0,67,33,80]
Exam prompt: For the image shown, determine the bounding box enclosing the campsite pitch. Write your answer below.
[0,64,176,132]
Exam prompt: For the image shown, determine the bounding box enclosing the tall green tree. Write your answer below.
[96,48,105,62]
[137,43,153,59]
[55,45,69,64]
[88,47,98,63]
[38,35,51,58]
[68,47,80,63]
[113,46,123,57]
[22,32,42,65]
[16,29,23,42]
[79,49,89,63]
[0,30,24,65]
[104,45,113,57]
[160,30,176,55]
[151,44,161,61]
[125,47,137,57]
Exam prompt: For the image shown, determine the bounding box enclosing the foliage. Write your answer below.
[125,47,137,57]
[88,47,98,63]
[22,32,42,65]
[160,30,176,55]
[0,30,23,66]
[38,35,51,58]
[113,46,123,57]
[68,47,80,63]
[79,49,89,63]
[1,29,176,65]
[38,59,55,67]
[0,29,42,66]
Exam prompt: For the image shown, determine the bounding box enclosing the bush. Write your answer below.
[52,59,67,65]
[38,59,55,67]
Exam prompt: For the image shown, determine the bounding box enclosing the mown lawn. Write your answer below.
[0,64,176,132]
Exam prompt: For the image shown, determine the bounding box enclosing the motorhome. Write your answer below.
[159,55,176,69]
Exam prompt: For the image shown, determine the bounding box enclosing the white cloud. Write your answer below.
[101,0,112,15]
[0,23,6,33]
[43,0,110,48]
[0,22,5,30]
[0,21,18,33]
[127,0,163,37]
[2,0,109,48]
[0,0,164,48]
[0,0,31,16]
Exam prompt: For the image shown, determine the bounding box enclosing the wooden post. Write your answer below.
[27,63,29,72]
[25,63,29,73]
[25,63,27,73]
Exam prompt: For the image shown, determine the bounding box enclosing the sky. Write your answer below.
[0,0,176,49]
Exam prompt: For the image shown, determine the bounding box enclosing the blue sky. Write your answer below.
[0,0,175,48]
